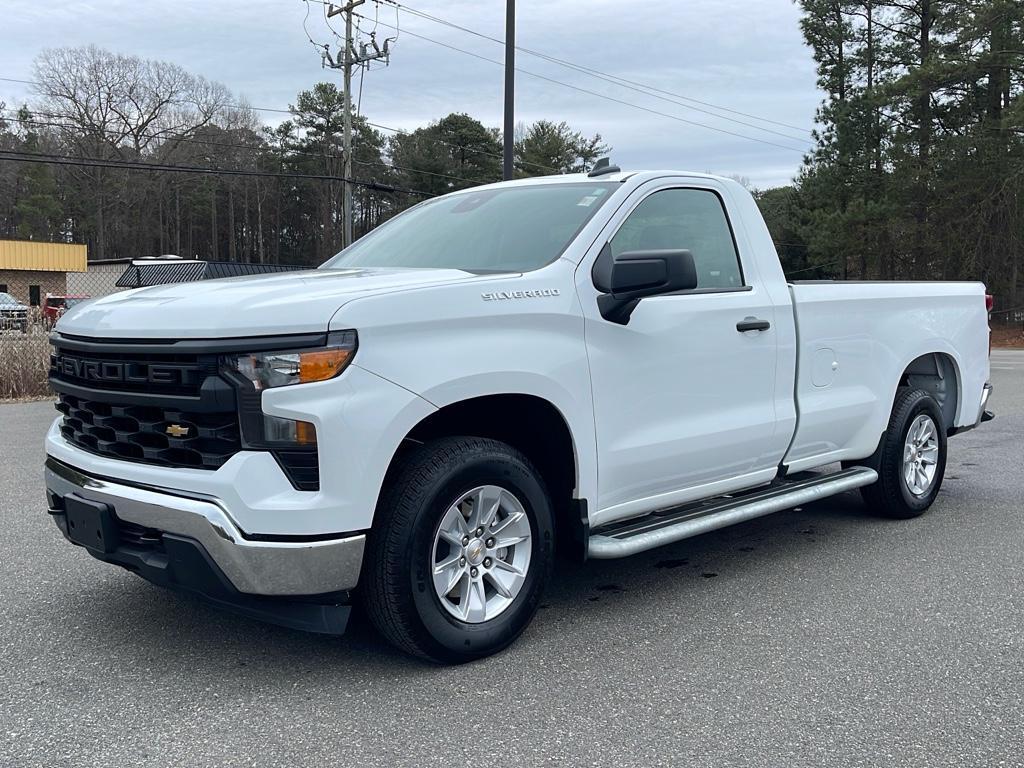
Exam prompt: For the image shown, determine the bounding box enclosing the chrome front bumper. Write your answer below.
[44,457,365,597]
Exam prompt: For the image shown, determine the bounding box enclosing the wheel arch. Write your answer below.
[897,351,961,432]
[379,393,589,560]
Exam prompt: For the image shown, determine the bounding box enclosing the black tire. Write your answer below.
[362,436,554,663]
[860,387,947,519]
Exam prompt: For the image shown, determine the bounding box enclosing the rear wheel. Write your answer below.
[362,436,554,663]
[861,387,947,519]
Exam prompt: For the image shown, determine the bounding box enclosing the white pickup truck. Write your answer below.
[44,167,993,663]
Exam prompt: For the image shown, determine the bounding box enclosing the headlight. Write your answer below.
[221,330,357,391]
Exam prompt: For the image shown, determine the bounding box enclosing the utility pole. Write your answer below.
[323,0,391,247]
[326,0,363,248]
[503,0,515,180]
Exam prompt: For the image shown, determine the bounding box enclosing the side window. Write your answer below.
[610,188,743,290]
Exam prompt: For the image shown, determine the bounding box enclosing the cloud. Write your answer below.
[0,0,820,187]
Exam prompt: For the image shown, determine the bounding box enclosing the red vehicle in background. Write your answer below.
[43,294,90,329]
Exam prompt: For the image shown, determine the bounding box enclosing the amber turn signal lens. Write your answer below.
[299,348,354,384]
[295,420,317,445]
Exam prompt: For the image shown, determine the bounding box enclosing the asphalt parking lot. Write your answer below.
[1,350,1022,768]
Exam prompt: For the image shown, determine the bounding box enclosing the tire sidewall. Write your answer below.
[893,393,947,512]
[405,452,554,661]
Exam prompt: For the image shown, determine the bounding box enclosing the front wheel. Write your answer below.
[362,436,554,663]
[861,387,947,519]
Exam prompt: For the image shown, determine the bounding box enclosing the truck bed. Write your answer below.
[783,280,990,473]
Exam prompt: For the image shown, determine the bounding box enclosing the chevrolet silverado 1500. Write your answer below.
[44,167,993,662]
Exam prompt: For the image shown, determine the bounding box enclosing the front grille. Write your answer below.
[56,393,241,469]
[48,334,322,488]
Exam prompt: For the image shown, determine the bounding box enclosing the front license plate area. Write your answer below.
[65,495,119,554]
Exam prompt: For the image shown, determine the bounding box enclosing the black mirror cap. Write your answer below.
[595,248,698,324]
[608,249,697,298]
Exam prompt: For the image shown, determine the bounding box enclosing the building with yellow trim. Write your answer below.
[0,240,88,307]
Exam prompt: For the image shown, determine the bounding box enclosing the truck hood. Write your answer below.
[57,267,484,339]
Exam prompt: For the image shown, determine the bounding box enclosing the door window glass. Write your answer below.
[610,189,743,289]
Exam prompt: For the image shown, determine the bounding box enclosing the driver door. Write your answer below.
[578,180,789,525]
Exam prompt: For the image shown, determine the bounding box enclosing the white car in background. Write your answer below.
[0,291,28,333]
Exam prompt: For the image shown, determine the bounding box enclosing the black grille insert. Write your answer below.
[56,393,241,469]
[273,450,320,492]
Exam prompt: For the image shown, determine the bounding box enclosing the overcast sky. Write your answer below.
[0,0,820,189]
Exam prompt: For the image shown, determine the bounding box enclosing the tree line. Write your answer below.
[0,45,608,267]
[759,0,1022,308]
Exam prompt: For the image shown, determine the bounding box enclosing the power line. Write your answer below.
[2,108,499,187]
[785,260,841,276]
[301,0,329,53]
[301,0,812,151]
[0,148,434,196]
[1,74,563,174]
[373,0,814,142]
[346,12,810,154]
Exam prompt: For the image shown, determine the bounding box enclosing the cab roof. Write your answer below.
[452,169,736,193]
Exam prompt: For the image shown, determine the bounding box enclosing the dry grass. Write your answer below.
[0,330,52,399]
[991,325,1024,349]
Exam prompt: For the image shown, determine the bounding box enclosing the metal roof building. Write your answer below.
[0,239,88,308]
[115,259,304,289]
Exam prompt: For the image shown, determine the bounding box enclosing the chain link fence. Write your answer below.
[0,321,51,399]
[0,297,70,400]
[0,259,304,399]
[991,307,1024,349]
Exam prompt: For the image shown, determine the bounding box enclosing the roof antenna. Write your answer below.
[588,157,620,177]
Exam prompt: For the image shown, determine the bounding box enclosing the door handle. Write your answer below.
[736,317,771,333]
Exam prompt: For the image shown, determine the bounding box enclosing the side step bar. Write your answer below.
[587,466,878,559]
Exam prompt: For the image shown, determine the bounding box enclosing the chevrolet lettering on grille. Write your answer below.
[51,355,201,387]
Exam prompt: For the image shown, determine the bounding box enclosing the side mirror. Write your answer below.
[593,247,698,324]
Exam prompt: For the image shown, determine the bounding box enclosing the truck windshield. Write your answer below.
[321,182,617,273]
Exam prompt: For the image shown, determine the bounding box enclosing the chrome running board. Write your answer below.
[587,466,878,559]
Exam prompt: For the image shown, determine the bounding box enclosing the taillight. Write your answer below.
[985,294,993,356]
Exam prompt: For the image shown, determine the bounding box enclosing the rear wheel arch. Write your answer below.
[898,352,960,432]
[849,352,961,472]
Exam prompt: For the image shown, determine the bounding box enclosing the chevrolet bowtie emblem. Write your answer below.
[165,424,190,438]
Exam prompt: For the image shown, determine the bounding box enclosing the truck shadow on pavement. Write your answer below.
[53,489,909,676]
